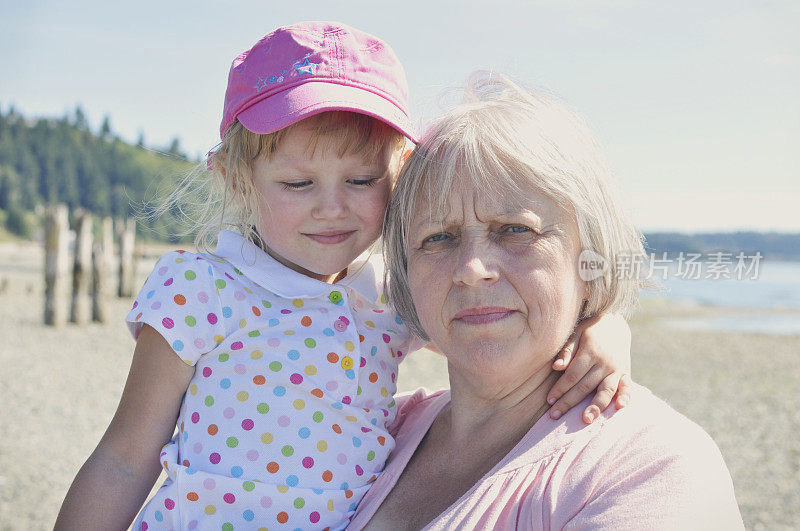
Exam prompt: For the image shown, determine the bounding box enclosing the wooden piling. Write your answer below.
[101,216,114,275]
[44,204,69,326]
[91,242,108,323]
[69,210,93,324]
[91,216,114,323]
[118,217,136,298]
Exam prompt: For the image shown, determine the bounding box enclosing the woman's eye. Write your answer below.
[502,225,532,234]
[348,178,378,187]
[280,180,311,190]
[423,233,451,245]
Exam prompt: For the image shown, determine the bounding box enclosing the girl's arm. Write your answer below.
[546,313,632,423]
[55,324,194,530]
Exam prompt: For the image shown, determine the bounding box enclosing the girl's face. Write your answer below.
[251,121,395,283]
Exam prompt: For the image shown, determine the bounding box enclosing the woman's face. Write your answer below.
[406,178,586,383]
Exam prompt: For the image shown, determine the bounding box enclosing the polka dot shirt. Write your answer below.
[126,231,416,530]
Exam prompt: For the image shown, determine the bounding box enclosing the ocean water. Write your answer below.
[660,314,800,336]
[641,260,800,309]
[641,260,800,335]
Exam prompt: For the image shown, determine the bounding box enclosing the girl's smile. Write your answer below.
[303,229,357,245]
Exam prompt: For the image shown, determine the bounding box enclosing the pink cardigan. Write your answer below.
[348,383,743,530]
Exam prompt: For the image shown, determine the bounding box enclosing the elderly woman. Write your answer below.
[348,73,743,529]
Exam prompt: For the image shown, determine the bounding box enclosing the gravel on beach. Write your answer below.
[0,240,798,529]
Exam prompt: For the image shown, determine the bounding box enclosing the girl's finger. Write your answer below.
[552,335,578,371]
[583,372,624,423]
[614,373,632,409]
[547,351,592,404]
[548,362,601,417]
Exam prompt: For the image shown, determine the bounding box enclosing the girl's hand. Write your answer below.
[547,313,632,424]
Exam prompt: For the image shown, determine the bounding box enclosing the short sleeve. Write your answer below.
[126,251,227,366]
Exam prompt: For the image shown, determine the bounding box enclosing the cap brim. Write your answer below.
[237,81,418,143]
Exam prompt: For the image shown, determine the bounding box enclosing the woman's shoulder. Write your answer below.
[593,382,721,457]
[478,383,742,529]
[545,382,733,481]
[538,382,743,528]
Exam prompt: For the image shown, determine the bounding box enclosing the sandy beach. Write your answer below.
[1,239,798,529]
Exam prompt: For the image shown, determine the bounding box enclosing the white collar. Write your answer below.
[211,230,383,301]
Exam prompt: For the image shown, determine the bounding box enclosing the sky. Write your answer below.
[2,0,798,232]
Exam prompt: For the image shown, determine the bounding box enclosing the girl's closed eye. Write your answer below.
[280,180,312,190]
[347,177,380,187]
[280,177,380,190]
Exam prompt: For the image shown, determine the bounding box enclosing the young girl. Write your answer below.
[56,21,632,530]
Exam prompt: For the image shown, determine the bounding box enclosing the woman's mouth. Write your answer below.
[304,230,356,244]
[453,307,516,325]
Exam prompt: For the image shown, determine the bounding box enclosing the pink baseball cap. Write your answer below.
[219,21,417,143]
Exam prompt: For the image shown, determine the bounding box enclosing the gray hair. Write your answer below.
[384,71,645,340]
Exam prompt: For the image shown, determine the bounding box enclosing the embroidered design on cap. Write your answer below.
[254,70,288,92]
[294,58,318,76]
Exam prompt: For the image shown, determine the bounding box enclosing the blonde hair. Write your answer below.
[152,111,406,254]
[384,72,645,340]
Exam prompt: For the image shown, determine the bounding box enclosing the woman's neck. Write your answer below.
[443,363,560,449]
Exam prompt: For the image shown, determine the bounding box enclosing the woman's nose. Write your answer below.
[452,238,500,286]
[311,187,349,220]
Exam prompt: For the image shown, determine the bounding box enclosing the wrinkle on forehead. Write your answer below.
[398,120,578,251]
[413,171,568,230]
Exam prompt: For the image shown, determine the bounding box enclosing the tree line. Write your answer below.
[0,104,193,241]
[644,232,800,262]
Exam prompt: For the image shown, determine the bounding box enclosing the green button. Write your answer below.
[328,290,342,304]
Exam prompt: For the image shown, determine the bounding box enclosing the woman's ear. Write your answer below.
[579,298,589,320]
